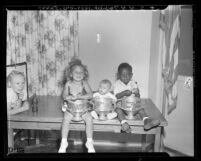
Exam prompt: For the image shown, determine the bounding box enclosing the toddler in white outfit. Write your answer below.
[91,79,117,120]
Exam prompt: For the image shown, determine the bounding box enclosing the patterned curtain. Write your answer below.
[159,6,181,115]
[6,10,79,96]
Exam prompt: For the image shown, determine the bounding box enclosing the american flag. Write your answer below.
[159,6,181,115]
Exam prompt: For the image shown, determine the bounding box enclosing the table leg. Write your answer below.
[27,130,30,145]
[160,127,165,152]
[141,134,147,152]
[154,127,161,152]
[34,130,39,145]
[8,128,14,149]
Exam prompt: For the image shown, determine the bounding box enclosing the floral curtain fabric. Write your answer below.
[7,10,79,96]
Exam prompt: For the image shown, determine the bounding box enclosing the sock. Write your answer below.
[61,138,67,144]
[86,138,95,153]
[87,138,93,142]
[143,117,149,121]
[58,138,68,153]
[91,111,99,119]
[107,112,117,119]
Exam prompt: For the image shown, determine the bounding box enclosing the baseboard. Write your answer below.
[164,146,190,156]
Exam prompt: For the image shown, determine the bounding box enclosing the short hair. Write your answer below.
[117,63,133,74]
[7,70,25,88]
[100,79,112,89]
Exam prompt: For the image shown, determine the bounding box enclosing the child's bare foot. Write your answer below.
[91,111,99,119]
[144,118,160,131]
[121,122,131,133]
[107,112,117,120]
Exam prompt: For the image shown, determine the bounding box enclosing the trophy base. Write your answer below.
[72,116,83,122]
[99,113,107,121]
[125,114,135,120]
[125,111,137,120]
[72,113,83,122]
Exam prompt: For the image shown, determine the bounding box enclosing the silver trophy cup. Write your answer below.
[121,94,142,120]
[93,97,114,120]
[67,100,89,121]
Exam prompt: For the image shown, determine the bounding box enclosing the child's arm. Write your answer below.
[7,101,29,115]
[132,88,140,97]
[76,81,93,100]
[62,83,73,100]
[115,90,132,100]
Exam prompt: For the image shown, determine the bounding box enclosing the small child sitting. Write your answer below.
[114,63,160,133]
[7,70,29,115]
[91,79,117,120]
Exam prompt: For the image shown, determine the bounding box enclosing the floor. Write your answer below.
[11,130,187,156]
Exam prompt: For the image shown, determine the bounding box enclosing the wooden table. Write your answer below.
[7,96,167,152]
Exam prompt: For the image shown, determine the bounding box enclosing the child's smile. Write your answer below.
[72,66,84,82]
[11,75,25,93]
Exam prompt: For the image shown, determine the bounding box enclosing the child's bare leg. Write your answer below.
[82,112,95,153]
[138,108,149,118]
[115,107,131,133]
[58,111,73,153]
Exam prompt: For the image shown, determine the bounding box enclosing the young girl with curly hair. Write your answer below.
[58,57,95,153]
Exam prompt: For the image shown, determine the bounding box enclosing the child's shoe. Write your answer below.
[91,111,99,119]
[85,140,95,153]
[143,117,160,131]
[107,112,117,120]
[58,141,68,153]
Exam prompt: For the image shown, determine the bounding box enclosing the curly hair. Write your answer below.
[7,70,25,88]
[61,57,89,87]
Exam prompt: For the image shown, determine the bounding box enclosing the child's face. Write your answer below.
[11,75,25,94]
[71,65,84,82]
[98,83,110,95]
[119,68,133,85]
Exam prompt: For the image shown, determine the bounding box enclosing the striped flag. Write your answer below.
[160,6,181,115]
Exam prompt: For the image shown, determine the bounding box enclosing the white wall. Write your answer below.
[78,10,152,97]
[164,76,194,156]
[148,11,162,110]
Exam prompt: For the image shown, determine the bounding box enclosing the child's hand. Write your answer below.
[18,93,24,100]
[132,88,139,94]
[10,102,16,110]
[123,90,132,96]
[132,88,140,97]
